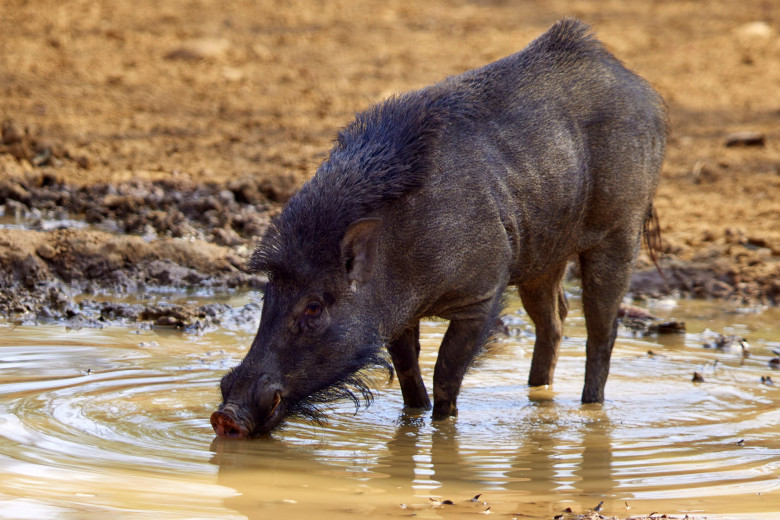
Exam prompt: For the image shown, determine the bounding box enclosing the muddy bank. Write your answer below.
[0,226,265,331]
[1,171,778,330]
[0,173,274,329]
[630,256,780,306]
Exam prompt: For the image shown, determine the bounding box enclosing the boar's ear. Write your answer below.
[341,218,382,285]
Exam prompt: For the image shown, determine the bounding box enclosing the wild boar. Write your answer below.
[211,18,667,438]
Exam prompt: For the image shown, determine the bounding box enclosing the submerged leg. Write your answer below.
[387,322,431,410]
[518,262,569,388]
[579,234,639,403]
[432,301,499,419]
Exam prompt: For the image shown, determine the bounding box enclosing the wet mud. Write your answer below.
[0,172,273,328]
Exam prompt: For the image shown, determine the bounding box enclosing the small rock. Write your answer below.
[75,154,92,169]
[618,304,657,320]
[221,66,245,81]
[165,38,231,61]
[769,357,780,369]
[692,371,705,382]
[156,315,181,327]
[692,159,718,184]
[35,243,56,260]
[2,119,24,145]
[31,147,52,166]
[704,279,734,299]
[733,21,774,40]
[725,131,765,147]
[649,320,686,334]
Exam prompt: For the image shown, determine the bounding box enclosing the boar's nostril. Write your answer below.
[211,410,249,439]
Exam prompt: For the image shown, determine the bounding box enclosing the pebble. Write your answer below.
[725,131,765,147]
[165,38,231,61]
[35,243,56,260]
[733,21,774,40]
[1,119,24,145]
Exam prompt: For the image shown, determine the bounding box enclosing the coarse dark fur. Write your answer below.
[212,18,668,437]
[250,87,475,281]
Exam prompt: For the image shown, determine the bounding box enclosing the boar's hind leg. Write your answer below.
[432,310,498,419]
[387,322,431,410]
[518,262,569,388]
[579,235,639,403]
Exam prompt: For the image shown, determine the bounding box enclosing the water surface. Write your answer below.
[1,295,779,519]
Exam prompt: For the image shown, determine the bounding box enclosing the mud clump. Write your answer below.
[1,119,85,169]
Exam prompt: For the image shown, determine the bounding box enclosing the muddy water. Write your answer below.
[1,294,779,519]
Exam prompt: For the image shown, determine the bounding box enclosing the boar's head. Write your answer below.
[211,88,448,438]
[211,216,392,438]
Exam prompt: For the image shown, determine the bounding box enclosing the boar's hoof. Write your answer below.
[431,402,458,420]
[581,387,605,404]
[211,410,249,438]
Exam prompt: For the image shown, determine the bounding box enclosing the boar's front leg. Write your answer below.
[387,322,431,410]
[432,313,495,419]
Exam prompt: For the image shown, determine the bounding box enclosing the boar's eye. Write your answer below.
[303,302,322,317]
[291,295,332,334]
[293,299,329,335]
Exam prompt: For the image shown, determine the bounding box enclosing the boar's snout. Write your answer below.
[211,407,249,438]
[212,376,287,438]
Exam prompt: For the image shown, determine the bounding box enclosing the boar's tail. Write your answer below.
[643,204,668,287]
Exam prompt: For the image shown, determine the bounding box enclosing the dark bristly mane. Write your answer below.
[250,86,473,279]
[528,17,598,57]
[286,348,393,425]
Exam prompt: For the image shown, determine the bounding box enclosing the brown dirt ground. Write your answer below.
[1,0,780,319]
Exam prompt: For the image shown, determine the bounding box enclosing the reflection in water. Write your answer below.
[1,297,780,518]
